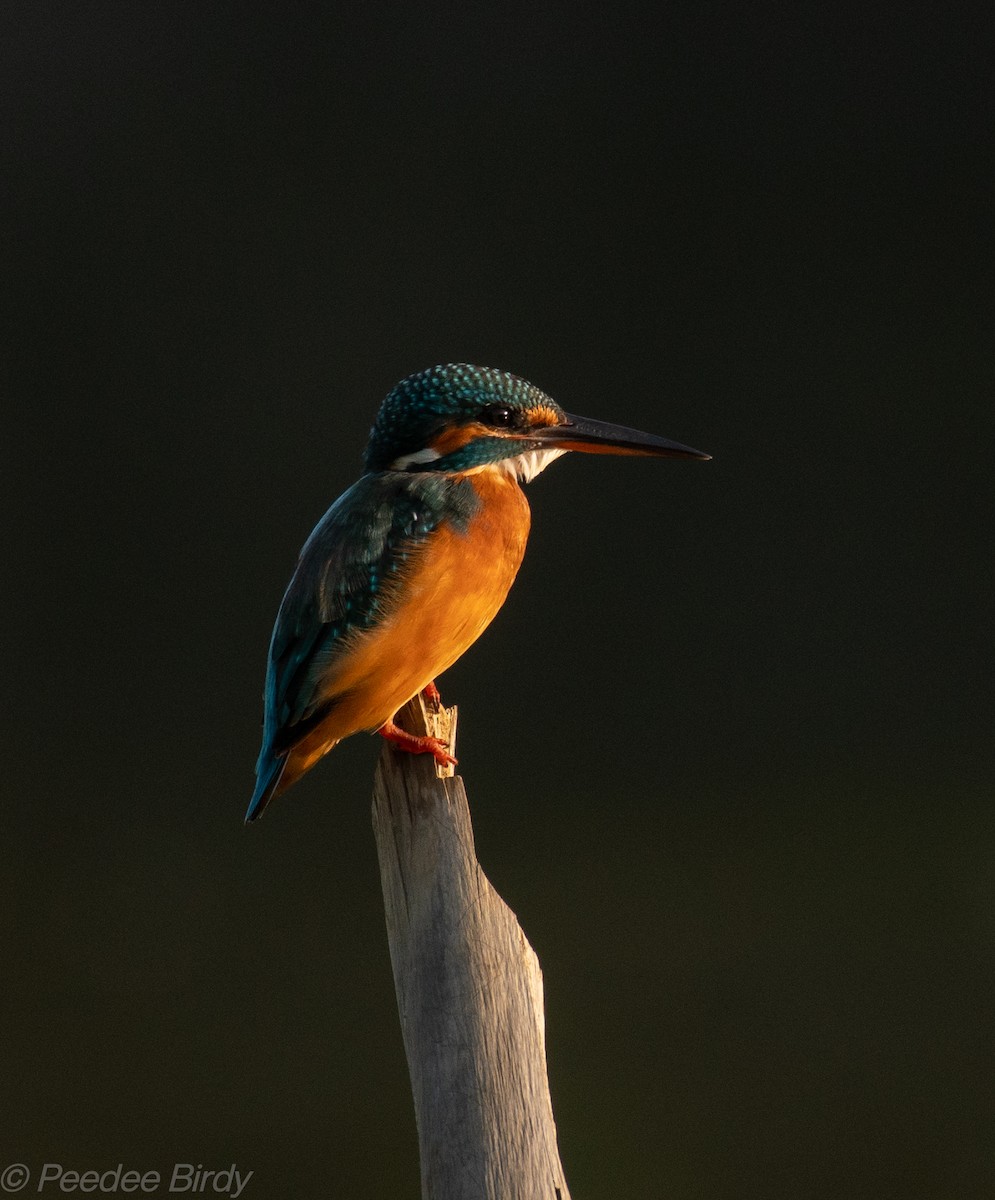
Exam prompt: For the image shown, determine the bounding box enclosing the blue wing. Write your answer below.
[246,470,479,820]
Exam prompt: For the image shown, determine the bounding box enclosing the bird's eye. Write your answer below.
[481,404,515,428]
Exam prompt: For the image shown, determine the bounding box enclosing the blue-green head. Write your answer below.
[364,363,710,480]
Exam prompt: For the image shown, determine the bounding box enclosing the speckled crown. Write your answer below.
[364,364,553,472]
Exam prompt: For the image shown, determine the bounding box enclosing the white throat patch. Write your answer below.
[390,444,566,482]
[499,447,567,483]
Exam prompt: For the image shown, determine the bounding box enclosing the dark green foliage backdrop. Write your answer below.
[4,2,991,1197]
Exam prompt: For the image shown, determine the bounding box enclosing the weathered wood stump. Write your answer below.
[372,694,571,1200]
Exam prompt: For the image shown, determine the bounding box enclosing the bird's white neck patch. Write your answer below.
[390,444,566,482]
[390,447,441,470]
[498,447,567,483]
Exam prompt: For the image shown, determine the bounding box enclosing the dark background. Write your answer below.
[4,2,992,1197]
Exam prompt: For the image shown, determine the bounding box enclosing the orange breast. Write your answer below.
[287,467,531,769]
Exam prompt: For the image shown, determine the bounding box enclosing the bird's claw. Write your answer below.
[423,736,458,769]
[379,719,457,768]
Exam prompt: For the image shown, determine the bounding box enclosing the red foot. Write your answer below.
[422,680,442,710]
[379,718,457,768]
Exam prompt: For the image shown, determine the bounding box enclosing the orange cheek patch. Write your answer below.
[428,423,491,456]
[527,404,564,429]
[427,407,566,457]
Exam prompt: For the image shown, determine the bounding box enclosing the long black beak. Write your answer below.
[532,412,710,460]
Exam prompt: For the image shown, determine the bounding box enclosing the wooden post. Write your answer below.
[371,694,572,1200]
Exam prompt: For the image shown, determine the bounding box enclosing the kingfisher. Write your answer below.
[246,364,709,821]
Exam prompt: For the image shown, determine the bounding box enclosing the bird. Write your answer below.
[246,363,709,821]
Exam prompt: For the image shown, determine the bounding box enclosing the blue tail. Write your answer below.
[245,753,287,823]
